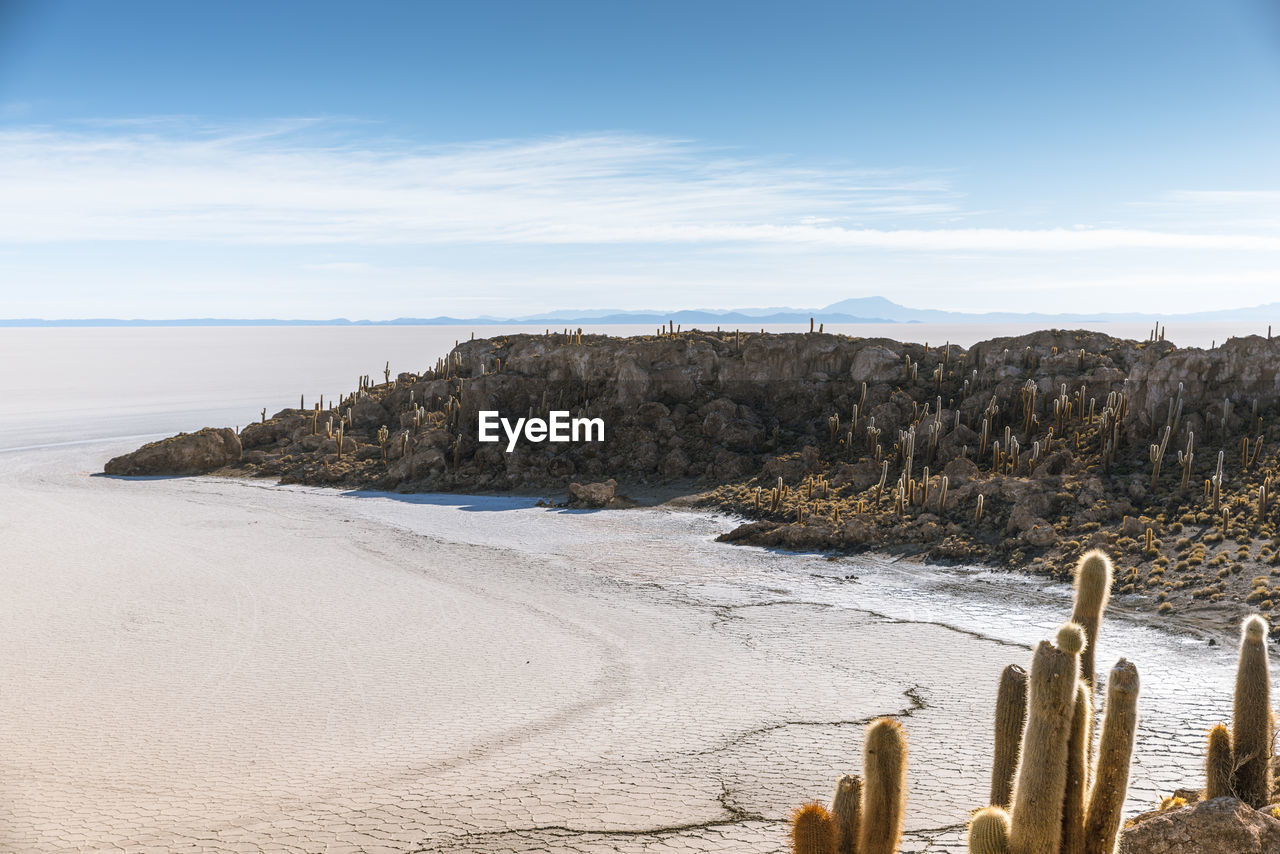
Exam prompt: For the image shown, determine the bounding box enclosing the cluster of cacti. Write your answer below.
[783,555,1138,854]
[1202,614,1274,808]
[789,718,907,854]
[806,474,831,500]
[970,550,1139,854]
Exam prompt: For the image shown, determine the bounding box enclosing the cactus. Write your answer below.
[969,806,1011,854]
[1008,624,1083,854]
[830,774,861,854]
[1059,683,1092,854]
[1205,723,1233,800]
[990,664,1028,809]
[1082,658,1139,854]
[858,718,907,854]
[1070,550,1113,689]
[790,802,836,854]
[1231,615,1273,808]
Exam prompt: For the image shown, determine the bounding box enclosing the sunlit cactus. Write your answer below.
[830,774,861,854]
[790,802,836,854]
[1059,683,1092,854]
[1008,624,1084,854]
[1082,658,1139,854]
[1205,723,1233,800]
[858,718,907,854]
[1231,615,1273,808]
[1070,550,1113,689]
[968,806,1011,854]
[990,664,1028,809]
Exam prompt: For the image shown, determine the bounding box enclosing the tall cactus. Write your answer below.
[1070,550,1113,689]
[1008,623,1084,854]
[1083,658,1140,854]
[1059,683,1092,854]
[990,664,1028,809]
[1231,615,1273,808]
[791,802,836,854]
[969,806,1011,854]
[858,718,908,854]
[1205,723,1234,800]
[831,774,861,854]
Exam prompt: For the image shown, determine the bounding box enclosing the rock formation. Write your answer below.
[105,328,1280,621]
[104,427,242,476]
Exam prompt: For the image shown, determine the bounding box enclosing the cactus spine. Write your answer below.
[1082,658,1139,854]
[830,774,861,854]
[857,718,907,854]
[1231,615,1273,808]
[790,802,836,854]
[990,664,1028,809]
[1059,683,1092,854]
[1008,624,1084,854]
[1070,550,1113,689]
[968,806,1011,854]
[1205,723,1234,800]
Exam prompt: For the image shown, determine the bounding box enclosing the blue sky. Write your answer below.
[2,0,1279,318]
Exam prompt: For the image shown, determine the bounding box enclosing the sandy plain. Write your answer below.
[0,437,1245,854]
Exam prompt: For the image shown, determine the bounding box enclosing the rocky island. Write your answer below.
[106,327,1280,629]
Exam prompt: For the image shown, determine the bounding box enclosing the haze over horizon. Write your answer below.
[2,1,1278,319]
[6,293,1280,327]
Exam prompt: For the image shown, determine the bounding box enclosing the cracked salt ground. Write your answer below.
[0,442,1256,854]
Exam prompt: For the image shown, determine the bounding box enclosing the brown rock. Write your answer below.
[1022,520,1059,547]
[943,456,980,485]
[567,479,617,508]
[659,448,691,478]
[850,345,902,384]
[349,397,389,430]
[1119,797,1280,853]
[104,428,241,476]
[636,401,670,426]
[239,416,302,450]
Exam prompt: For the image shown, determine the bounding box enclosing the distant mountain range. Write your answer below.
[5,296,1280,327]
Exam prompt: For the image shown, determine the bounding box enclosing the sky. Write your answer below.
[1,0,1279,319]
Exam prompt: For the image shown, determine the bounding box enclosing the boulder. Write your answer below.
[851,345,902,385]
[943,456,980,485]
[567,479,617,508]
[1022,520,1060,547]
[349,397,389,430]
[104,428,242,476]
[1120,797,1280,853]
[659,448,691,478]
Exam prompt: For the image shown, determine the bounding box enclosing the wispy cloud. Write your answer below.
[1133,190,1280,232]
[0,120,1277,252]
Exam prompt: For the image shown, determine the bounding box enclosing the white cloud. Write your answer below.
[0,120,1276,255]
[1130,190,1280,231]
[0,122,960,246]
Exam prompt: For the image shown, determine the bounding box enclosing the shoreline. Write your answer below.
[152,449,1249,646]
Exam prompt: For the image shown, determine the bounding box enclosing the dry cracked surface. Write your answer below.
[0,442,1249,853]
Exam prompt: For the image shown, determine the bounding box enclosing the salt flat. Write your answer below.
[0,439,1244,854]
